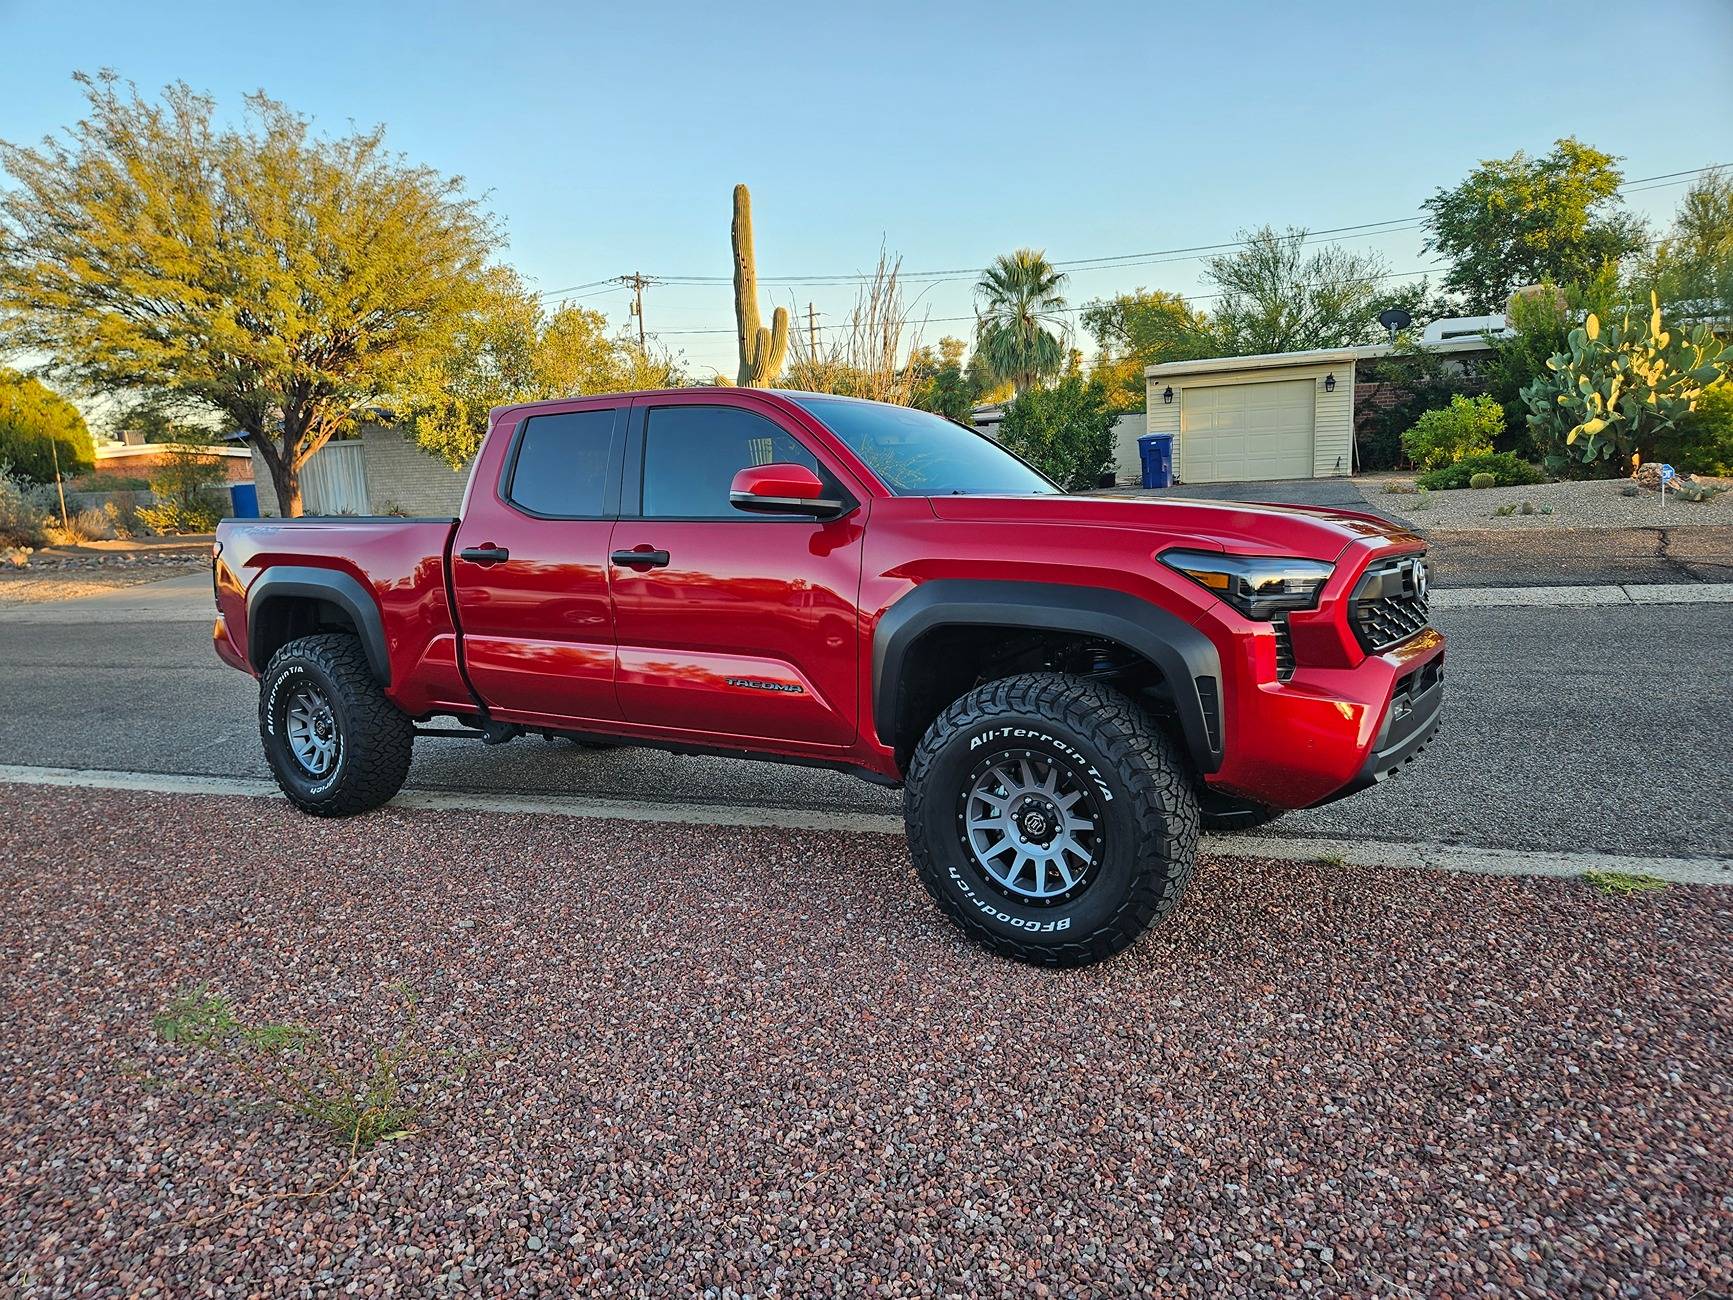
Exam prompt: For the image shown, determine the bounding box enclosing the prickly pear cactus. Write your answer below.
[731,185,789,387]
[1521,293,1732,466]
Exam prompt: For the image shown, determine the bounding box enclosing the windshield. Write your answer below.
[785,394,1060,496]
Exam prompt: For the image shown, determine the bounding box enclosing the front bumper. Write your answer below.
[1202,625,1445,810]
[1310,644,1443,806]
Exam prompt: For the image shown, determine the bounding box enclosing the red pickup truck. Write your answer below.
[213,388,1442,965]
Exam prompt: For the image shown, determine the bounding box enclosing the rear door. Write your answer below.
[608,394,866,750]
[450,400,625,726]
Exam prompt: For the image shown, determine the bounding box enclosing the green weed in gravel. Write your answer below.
[153,981,461,1148]
[1582,870,1669,896]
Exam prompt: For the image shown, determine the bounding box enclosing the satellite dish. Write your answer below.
[1378,307,1413,338]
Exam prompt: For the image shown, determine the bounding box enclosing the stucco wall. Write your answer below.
[250,424,475,517]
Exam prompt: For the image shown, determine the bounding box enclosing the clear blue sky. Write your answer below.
[3,0,1731,381]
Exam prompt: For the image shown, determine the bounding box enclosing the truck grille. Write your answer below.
[1351,555,1431,653]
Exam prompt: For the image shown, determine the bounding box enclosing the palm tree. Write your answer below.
[974,249,1069,395]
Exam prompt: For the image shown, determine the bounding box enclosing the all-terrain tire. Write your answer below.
[904,672,1199,967]
[259,633,414,817]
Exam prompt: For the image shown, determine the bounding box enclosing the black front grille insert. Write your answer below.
[1272,614,1296,680]
[1351,554,1431,653]
[1194,676,1222,754]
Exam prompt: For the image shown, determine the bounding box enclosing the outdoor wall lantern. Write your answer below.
[1323,373,1337,393]
[1162,385,1174,404]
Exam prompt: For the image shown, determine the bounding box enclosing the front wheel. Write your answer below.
[259,633,414,816]
[904,673,1199,967]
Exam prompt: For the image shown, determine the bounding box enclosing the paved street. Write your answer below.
[2,569,1729,860]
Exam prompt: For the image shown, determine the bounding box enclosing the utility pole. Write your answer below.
[619,272,652,348]
[807,302,819,355]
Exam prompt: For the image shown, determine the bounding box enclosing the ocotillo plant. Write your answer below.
[732,184,789,386]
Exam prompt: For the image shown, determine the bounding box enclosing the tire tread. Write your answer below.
[904,672,1199,967]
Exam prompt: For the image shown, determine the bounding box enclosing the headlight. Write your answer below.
[1161,549,1334,620]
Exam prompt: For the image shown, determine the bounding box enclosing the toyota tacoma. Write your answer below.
[212,388,1442,966]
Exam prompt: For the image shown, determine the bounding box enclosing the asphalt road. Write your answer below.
[3,575,1729,859]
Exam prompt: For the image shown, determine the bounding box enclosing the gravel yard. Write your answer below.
[3,787,1729,1297]
[0,545,208,606]
[1377,477,1732,532]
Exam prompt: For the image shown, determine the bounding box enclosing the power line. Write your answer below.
[537,162,1728,296]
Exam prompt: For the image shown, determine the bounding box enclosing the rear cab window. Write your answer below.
[505,408,616,517]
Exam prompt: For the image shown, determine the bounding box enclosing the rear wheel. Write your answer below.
[904,672,1199,967]
[259,633,413,816]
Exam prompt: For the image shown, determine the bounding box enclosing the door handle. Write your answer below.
[611,547,670,568]
[459,545,510,565]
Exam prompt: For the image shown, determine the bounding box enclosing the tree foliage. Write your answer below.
[1204,226,1394,355]
[974,250,1069,395]
[996,375,1116,491]
[906,337,981,421]
[1400,394,1503,470]
[1422,138,1647,312]
[1626,168,1733,332]
[0,72,501,515]
[0,369,93,483]
[401,270,684,468]
[1081,289,1218,410]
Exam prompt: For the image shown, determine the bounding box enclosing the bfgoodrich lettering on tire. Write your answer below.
[904,672,1199,967]
[259,633,414,817]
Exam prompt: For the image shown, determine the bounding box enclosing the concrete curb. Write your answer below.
[1433,582,1733,608]
[3,763,1727,887]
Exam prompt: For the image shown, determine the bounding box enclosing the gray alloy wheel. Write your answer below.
[960,750,1103,904]
[284,683,341,777]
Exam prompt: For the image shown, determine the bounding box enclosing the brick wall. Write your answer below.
[250,424,475,517]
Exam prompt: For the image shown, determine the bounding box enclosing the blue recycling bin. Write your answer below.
[1138,432,1174,488]
[229,482,260,518]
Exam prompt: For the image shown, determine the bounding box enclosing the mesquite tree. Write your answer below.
[0,73,499,515]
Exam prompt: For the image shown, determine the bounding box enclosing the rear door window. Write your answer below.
[505,409,617,517]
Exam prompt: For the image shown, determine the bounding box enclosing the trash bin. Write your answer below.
[229,482,260,518]
[1138,433,1174,488]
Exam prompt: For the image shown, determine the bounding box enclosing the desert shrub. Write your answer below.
[1416,452,1547,491]
[997,375,1117,491]
[1354,348,1490,470]
[1653,382,1733,476]
[0,464,50,547]
[137,439,227,533]
[45,505,117,545]
[1401,395,1504,470]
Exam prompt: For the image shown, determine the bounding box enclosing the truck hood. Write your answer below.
[927,493,1420,563]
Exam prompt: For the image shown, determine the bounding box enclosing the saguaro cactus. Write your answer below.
[732,184,789,387]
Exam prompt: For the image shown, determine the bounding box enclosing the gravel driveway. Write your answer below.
[3,787,1728,1297]
[1378,478,1732,532]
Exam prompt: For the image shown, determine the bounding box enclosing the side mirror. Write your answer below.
[728,463,846,518]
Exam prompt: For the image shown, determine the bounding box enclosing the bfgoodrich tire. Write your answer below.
[259,633,414,817]
[904,672,1199,967]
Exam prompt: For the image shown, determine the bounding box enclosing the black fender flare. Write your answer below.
[872,579,1223,773]
[246,565,392,685]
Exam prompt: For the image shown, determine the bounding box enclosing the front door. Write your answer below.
[450,401,625,726]
[609,396,865,750]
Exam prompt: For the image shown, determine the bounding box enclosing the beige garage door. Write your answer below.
[1181,380,1315,482]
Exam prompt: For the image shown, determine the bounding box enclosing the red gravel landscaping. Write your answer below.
[2,786,1728,1297]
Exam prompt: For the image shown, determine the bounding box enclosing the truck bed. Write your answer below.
[212,515,473,718]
